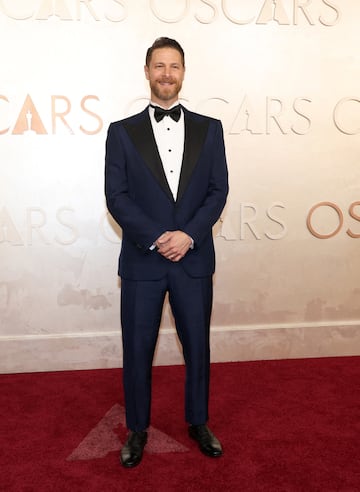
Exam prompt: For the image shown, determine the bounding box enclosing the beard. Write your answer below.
[149,78,183,103]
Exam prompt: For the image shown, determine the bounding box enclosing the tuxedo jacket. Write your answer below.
[105,105,228,280]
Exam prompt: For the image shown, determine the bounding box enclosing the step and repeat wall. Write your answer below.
[1,0,359,372]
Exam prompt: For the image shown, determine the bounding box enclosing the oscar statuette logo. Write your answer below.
[1,94,103,136]
[255,0,339,26]
[25,110,35,135]
[253,0,291,25]
[12,96,48,135]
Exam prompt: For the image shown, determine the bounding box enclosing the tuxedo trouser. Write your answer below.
[120,263,213,432]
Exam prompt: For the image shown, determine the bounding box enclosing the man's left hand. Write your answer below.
[155,231,193,262]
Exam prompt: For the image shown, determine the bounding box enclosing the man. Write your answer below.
[105,37,228,468]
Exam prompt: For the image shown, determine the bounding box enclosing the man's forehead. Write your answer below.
[150,47,183,63]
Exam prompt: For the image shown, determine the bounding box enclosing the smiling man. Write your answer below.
[105,37,229,468]
[145,43,184,106]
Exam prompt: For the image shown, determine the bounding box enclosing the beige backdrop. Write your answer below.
[1,0,359,373]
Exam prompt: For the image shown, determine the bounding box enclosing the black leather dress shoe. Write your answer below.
[188,424,223,457]
[120,431,148,468]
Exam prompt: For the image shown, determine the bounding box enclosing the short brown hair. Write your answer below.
[145,37,185,67]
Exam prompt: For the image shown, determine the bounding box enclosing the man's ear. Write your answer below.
[144,65,149,80]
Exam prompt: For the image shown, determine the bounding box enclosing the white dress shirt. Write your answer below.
[148,102,194,250]
[148,102,184,201]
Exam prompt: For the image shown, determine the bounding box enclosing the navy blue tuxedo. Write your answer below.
[105,105,228,280]
[105,105,228,431]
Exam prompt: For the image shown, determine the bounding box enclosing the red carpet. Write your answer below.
[1,357,360,491]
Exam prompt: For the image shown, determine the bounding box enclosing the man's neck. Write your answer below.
[150,100,179,110]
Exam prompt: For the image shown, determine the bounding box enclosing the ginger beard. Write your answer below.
[149,77,183,104]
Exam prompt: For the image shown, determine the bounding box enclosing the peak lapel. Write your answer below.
[123,109,174,201]
[177,109,209,203]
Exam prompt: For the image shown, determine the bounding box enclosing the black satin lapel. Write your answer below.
[177,112,209,202]
[123,112,173,201]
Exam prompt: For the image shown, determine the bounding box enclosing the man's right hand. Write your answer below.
[155,231,192,262]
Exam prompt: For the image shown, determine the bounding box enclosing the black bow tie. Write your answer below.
[150,104,181,122]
